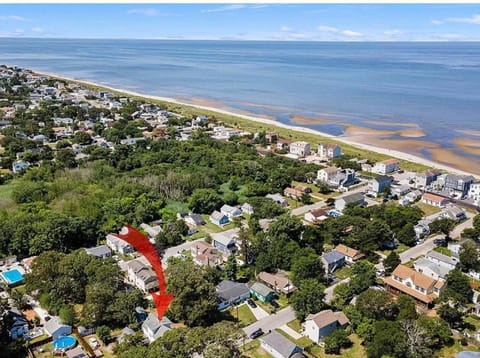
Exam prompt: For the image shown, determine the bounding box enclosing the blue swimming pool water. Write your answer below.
[53,336,77,350]
[1,269,24,285]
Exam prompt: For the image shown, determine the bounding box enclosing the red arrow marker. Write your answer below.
[115,225,173,319]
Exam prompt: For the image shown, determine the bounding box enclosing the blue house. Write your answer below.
[12,161,29,174]
[210,211,229,227]
[8,308,29,340]
[212,232,237,255]
[321,251,346,274]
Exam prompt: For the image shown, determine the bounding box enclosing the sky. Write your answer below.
[1,4,480,41]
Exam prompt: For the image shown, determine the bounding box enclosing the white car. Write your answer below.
[89,337,99,348]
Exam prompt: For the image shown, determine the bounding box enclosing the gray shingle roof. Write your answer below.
[426,251,458,267]
[85,245,111,258]
[261,331,299,358]
[250,282,273,298]
[322,250,345,264]
[338,192,364,204]
[216,280,250,302]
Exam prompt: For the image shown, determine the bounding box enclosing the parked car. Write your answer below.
[434,238,447,246]
[271,300,280,309]
[247,299,257,308]
[250,328,263,339]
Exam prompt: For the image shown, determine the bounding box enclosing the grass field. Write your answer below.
[227,304,257,327]
[416,201,442,217]
[335,266,353,280]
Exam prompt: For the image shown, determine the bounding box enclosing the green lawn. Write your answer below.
[227,304,257,327]
[164,200,189,213]
[335,266,353,280]
[434,246,452,256]
[0,181,17,210]
[416,202,442,217]
[436,339,480,358]
[287,319,302,333]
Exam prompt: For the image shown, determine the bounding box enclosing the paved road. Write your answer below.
[290,185,367,216]
[248,303,270,320]
[243,306,296,337]
[399,235,441,263]
[450,213,474,239]
[161,238,205,266]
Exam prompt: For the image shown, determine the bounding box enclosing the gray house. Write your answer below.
[335,193,365,212]
[216,280,250,310]
[44,316,72,341]
[142,313,172,343]
[445,174,474,196]
[260,331,304,358]
[84,245,112,259]
[368,175,393,195]
[321,251,346,274]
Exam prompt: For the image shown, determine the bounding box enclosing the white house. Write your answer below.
[141,313,172,343]
[468,183,480,203]
[373,159,399,174]
[304,208,329,223]
[220,204,242,219]
[289,141,311,157]
[84,245,112,259]
[241,203,254,215]
[317,167,340,183]
[424,251,459,271]
[126,259,158,292]
[421,193,449,208]
[106,233,135,255]
[317,144,342,160]
[303,309,349,344]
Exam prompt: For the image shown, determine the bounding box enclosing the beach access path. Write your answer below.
[36,70,480,180]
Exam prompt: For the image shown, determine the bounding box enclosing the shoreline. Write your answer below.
[33,69,479,179]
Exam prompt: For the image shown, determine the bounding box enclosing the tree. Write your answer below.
[438,304,463,329]
[396,223,416,246]
[349,260,377,294]
[59,304,77,326]
[442,269,471,304]
[96,325,111,344]
[366,320,407,358]
[324,329,352,354]
[189,189,222,214]
[300,192,312,205]
[399,319,434,358]
[383,251,401,275]
[459,240,480,272]
[316,180,332,194]
[290,253,324,286]
[332,282,353,309]
[356,289,396,321]
[166,258,218,326]
[73,131,92,145]
[416,316,452,349]
[224,254,237,281]
[429,218,455,238]
[56,148,77,168]
[396,294,418,321]
[290,279,326,320]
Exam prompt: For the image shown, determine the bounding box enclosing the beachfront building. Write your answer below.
[368,175,393,195]
[415,170,441,189]
[383,264,444,307]
[373,159,399,175]
[421,193,449,207]
[289,141,311,157]
[317,144,342,160]
[445,174,474,197]
[317,167,340,183]
[468,183,480,204]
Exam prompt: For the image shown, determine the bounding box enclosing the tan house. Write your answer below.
[304,208,329,223]
[334,244,364,264]
[190,241,224,267]
[383,264,444,307]
[303,309,349,344]
[317,167,340,183]
[258,271,297,295]
[421,193,449,207]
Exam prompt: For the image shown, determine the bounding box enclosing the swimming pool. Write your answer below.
[0,268,24,286]
[53,335,77,351]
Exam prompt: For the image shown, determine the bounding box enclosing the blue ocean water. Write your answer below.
[0,38,479,164]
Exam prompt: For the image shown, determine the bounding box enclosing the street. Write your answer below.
[450,214,474,239]
[161,238,205,266]
[399,235,439,263]
[243,306,296,337]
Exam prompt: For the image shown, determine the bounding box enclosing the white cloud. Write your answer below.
[281,26,292,32]
[317,26,339,33]
[31,27,45,33]
[0,15,30,22]
[202,4,269,13]
[340,30,363,37]
[431,20,444,25]
[445,14,480,24]
[384,29,402,36]
[127,8,159,16]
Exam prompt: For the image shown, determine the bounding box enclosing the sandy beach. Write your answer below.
[342,124,426,138]
[34,70,480,178]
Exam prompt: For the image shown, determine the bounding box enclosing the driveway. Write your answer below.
[450,213,474,239]
[243,306,296,337]
[399,236,440,263]
[324,278,350,303]
[247,303,270,320]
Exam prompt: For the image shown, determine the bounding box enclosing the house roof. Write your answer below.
[261,331,299,358]
[309,208,329,218]
[391,265,436,290]
[66,347,88,358]
[44,316,70,336]
[335,244,363,259]
[258,271,296,293]
[414,258,452,279]
[216,280,250,302]
[189,213,206,225]
[266,193,287,202]
[381,159,399,165]
[422,193,447,203]
[85,245,111,257]
[374,175,393,184]
[306,309,349,329]
[142,313,171,341]
[221,204,241,214]
[322,250,345,264]
[426,251,458,267]
[210,211,226,221]
[383,276,437,304]
[337,193,364,204]
[250,282,274,297]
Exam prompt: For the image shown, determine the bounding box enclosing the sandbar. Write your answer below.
[453,138,480,157]
[290,115,333,125]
